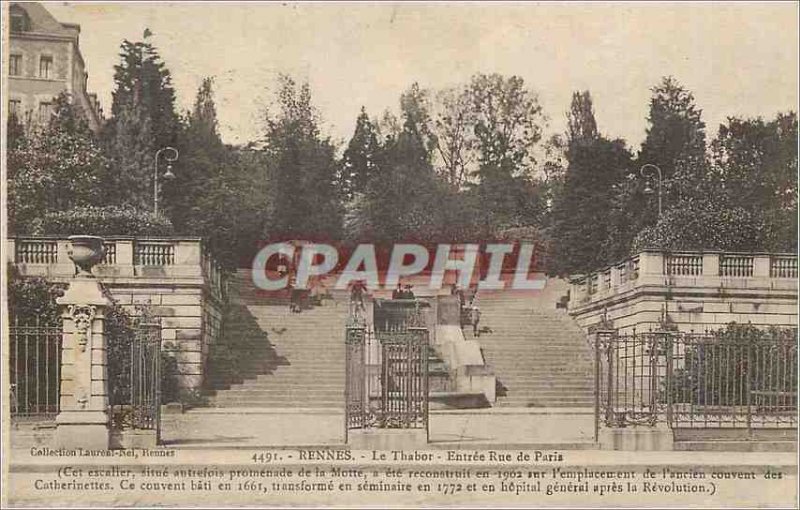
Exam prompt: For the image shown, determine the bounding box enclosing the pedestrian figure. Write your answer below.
[469,303,482,337]
[350,280,367,316]
[287,273,301,313]
[392,283,403,300]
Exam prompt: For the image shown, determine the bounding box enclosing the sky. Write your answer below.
[47,2,799,148]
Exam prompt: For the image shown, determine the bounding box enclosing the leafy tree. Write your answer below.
[548,132,632,275]
[466,73,544,182]
[711,112,798,250]
[7,93,112,234]
[167,78,269,268]
[431,86,476,188]
[262,75,343,240]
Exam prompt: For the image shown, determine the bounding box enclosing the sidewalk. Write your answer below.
[160,407,596,449]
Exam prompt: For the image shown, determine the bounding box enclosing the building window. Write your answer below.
[38,102,52,123]
[9,100,22,119]
[9,54,22,76]
[39,56,53,79]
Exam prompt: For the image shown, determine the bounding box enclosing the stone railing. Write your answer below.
[9,236,226,303]
[569,251,797,309]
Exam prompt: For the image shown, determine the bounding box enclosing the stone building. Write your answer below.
[7,2,103,132]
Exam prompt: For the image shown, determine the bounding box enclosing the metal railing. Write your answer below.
[594,327,797,431]
[9,317,62,419]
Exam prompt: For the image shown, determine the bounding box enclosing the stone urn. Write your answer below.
[67,235,106,278]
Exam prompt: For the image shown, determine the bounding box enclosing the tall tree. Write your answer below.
[711,112,798,251]
[102,38,180,209]
[639,76,706,183]
[548,123,632,276]
[566,90,598,145]
[339,107,381,200]
[431,86,476,188]
[263,75,343,240]
[466,73,544,182]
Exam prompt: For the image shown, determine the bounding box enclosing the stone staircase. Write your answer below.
[204,270,348,409]
[476,280,595,408]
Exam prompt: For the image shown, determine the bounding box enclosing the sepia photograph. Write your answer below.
[1,1,798,507]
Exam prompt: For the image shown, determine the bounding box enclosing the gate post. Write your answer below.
[54,236,112,450]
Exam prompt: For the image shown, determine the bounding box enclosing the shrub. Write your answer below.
[34,205,174,237]
[665,323,797,406]
[7,267,65,324]
[631,199,765,253]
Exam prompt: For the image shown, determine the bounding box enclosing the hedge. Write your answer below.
[34,205,174,237]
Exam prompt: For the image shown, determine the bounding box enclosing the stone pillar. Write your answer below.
[702,252,720,277]
[55,237,113,450]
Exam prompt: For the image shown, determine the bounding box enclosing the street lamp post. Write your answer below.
[639,163,663,217]
[153,146,179,216]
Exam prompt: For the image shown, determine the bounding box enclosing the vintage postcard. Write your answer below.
[1,1,798,508]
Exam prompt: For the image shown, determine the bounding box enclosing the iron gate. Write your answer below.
[109,323,162,441]
[345,300,429,441]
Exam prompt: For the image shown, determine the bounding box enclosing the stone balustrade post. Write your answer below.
[115,238,134,265]
[7,238,16,263]
[54,238,112,450]
[56,239,71,265]
[175,239,202,265]
[703,252,720,276]
[638,251,664,276]
[753,255,771,278]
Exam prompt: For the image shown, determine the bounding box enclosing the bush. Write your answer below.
[631,199,765,253]
[34,205,174,237]
[7,267,65,324]
[665,323,797,406]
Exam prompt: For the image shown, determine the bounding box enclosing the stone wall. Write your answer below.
[568,251,798,333]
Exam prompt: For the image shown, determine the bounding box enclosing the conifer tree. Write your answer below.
[102,38,180,209]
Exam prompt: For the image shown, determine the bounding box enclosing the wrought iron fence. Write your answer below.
[109,323,162,437]
[9,317,62,419]
[595,327,797,431]
[345,300,429,441]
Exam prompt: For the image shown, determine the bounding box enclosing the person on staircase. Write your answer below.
[468,299,482,337]
[350,280,367,318]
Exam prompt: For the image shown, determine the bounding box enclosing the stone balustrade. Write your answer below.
[10,237,225,299]
[568,251,798,332]
[9,236,227,389]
